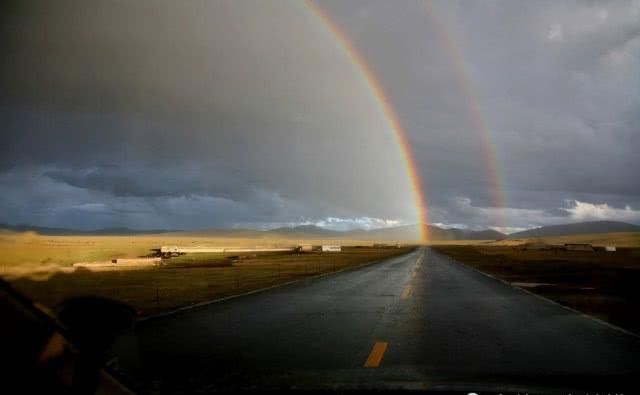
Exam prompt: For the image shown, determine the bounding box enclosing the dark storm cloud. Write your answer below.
[0,0,416,230]
[320,0,640,230]
[1,0,639,231]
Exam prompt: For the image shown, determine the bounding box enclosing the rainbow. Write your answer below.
[301,0,430,242]
[422,2,507,230]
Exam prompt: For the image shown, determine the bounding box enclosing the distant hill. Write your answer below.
[0,223,175,236]
[240,224,505,241]
[182,225,342,239]
[0,222,507,241]
[267,225,341,238]
[346,225,418,241]
[5,220,639,241]
[455,229,507,240]
[509,221,640,238]
[178,228,268,238]
[262,224,505,241]
[411,226,505,241]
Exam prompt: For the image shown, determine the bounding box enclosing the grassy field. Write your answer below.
[0,231,390,268]
[425,239,499,246]
[534,231,640,247]
[432,244,640,334]
[426,232,640,248]
[0,232,414,317]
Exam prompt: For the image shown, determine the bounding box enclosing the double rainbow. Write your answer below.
[422,1,506,230]
[301,1,505,241]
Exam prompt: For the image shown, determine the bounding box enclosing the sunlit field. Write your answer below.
[0,231,414,317]
[3,230,639,323]
[0,231,397,268]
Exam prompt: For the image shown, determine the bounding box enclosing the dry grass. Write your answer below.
[0,231,396,268]
[427,239,505,246]
[427,232,640,248]
[1,233,414,317]
[433,244,640,334]
[536,232,640,247]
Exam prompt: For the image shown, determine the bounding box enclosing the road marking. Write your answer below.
[364,341,388,368]
[401,284,412,299]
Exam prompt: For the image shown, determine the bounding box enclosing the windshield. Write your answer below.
[1,1,639,394]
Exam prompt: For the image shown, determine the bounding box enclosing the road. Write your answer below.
[112,248,640,393]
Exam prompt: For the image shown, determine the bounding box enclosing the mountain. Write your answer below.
[5,220,637,241]
[0,223,175,235]
[456,229,507,240]
[508,221,640,238]
[329,225,504,241]
[184,225,341,239]
[425,226,505,241]
[178,228,268,238]
[267,225,341,238]
[346,225,421,241]
[0,222,506,241]
[263,225,503,241]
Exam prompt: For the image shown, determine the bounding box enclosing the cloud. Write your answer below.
[563,200,640,222]
[314,217,402,231]
[0,1,639,231]
[453,197,556,230]
[432,197,640,233]
[247,216,403,232]
[547,24,564,41]
[0,1,420,229]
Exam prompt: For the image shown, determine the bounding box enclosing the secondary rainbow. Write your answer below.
[422,2,507,230]
[301,0,430,242]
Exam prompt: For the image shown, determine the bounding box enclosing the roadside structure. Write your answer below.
[564,243,594,252]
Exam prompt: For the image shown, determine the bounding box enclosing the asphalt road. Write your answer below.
[113,248,640,393]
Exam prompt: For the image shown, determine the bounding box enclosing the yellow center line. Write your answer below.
[364,341,388,368]
[401,284,412,299]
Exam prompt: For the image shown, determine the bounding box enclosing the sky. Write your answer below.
[1,0,639,234]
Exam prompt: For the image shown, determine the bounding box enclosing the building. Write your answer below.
[159,246,294,255]
[564,243,594,252]
[321,245,341,252]
[297,244,313,252]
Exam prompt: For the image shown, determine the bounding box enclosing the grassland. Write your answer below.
[432,244,640,334]
[426,232,640,248]
[0,232,413,317]
[0,231,388,268]
[534,231,640,247]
